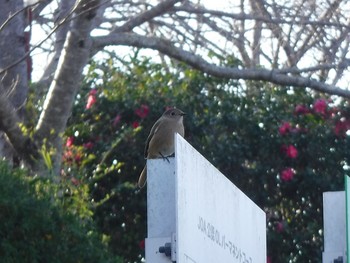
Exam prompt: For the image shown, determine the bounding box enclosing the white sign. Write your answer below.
[322,191,346,262]
[175,134,266,263]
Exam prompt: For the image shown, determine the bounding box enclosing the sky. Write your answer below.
[29,0,350,91]
[30,0,231,82]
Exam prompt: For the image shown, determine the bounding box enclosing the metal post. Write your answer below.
[145,158,176,262]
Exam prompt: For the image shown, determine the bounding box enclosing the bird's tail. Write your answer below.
[138,165,147,188]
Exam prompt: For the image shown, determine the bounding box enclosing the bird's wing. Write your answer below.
[144,119,162,158]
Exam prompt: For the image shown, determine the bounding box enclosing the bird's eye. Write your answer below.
[171,111,176,116]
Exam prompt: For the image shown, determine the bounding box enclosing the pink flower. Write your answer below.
[71,177,80,186]
[113,114,122,126]
[313,99,327,114]
[334,119,350,137]
[83,142,94,149]
[285,145,298,158]
[89,89,98,96]
[74,153,82,165]
[294,105,309,115]
[66,136,74,147]
[63,150,73,163]
[139,239,145,250]
[276,221,284,233]
[86,94,97,109]
[280,168,295,181]
[132,121,139,129]
[135,104,150,119]
[279,122,291,135]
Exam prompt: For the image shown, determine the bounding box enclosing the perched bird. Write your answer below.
[138,108,185,188]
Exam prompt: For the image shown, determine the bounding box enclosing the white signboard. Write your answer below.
[175,134,266,263]
[322,191,346,262]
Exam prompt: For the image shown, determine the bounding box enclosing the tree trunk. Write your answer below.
[0,0,28,163]
[35,0,101,175]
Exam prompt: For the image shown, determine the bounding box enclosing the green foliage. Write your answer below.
[0,161,120,263]
[64,53,350,262]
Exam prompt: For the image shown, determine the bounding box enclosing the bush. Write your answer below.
[62,54,349,262]
[0,161,120,263]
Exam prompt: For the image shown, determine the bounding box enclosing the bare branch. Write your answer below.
[173,4,350,30]
[92,32,350,98]
[31,0,54,20]
[112,0,183,33]
[0,0,109,76]
[0,1,80,76]
[0,1,40,32]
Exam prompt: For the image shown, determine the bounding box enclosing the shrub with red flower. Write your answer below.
[71,177,80,186]
[113,114,122,126]
[276,221,284,233]
[66,136,74,147]
[63,58,350,262]
[279,122,291,135]
[294,104,309,115]
[280,168,295,181]
[86,89,97,109]
[132,121,140,129]
[334,118,350,137]
[83,141,94,150]
[63,150,73,164]
[281,144,298,159]
[139,239,145,250]
[135,104,150,119]
[313,98,327,115]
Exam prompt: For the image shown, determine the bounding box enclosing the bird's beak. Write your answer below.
[181,112,186,116]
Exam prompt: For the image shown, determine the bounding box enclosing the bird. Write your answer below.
[138,108,185,188]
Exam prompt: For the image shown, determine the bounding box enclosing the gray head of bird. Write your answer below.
[162,108,186,120]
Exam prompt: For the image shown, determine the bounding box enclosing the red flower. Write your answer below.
[285,145,298,158]
[334,119,350,137]
[63,150,73,163]
[280,168,295,181]
[66,136,74,147]
[113,114,122,126]
[135,104,150,119]
[71,177,80,186]
[86,94,97,109]
[313,99,327,114]
[276,221,284,233]
[74,153,82,164]
[139,239,145,250]
[83,142,94,149]
[279,122,291,135]
[89,89,98,96]
[294,104,309,115]
[132,121,140,129]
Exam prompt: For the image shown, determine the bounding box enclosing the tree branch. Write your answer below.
[92,33,350,98]
[0,1,40,32]
[0,83,39,167]
[173,4,350,30]
[112,0,183,33]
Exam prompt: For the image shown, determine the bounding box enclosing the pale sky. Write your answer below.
[30,0,232,82]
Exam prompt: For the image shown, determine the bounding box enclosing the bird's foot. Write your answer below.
[159,152,170,163]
